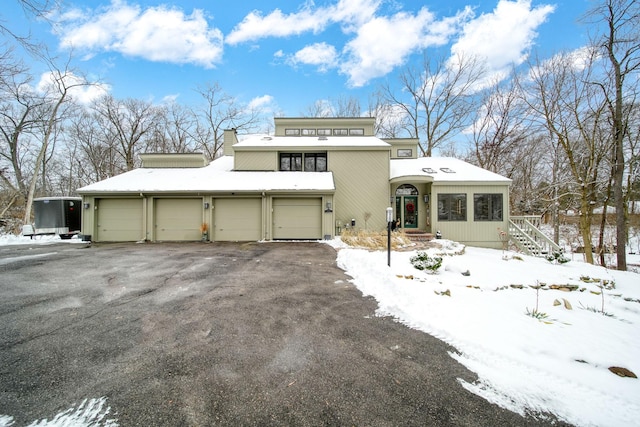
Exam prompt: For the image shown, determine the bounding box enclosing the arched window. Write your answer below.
[395,184,418,196]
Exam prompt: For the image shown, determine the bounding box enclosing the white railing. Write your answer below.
[509,216,561,257]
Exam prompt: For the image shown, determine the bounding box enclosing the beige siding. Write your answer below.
[234,151,277,171]
[431,184,510,249]
[96,198,143,242]
[213,198,262,241]
[272,198,322,239]
[329,150,390,232]
[154,198,202,241]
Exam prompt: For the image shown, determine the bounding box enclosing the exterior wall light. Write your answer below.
[83,202,90,209]
[204,202,210,209]
[325,202,332,212]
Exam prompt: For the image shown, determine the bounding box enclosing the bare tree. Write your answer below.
[586,0,640,270]
[91,95,161,171]
[381,53,485,156]
[523,49,611,264]
[146,101,198,154]
[193,82,262,160]
[471,76,532,173]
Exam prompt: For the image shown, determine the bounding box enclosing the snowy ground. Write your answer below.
[1,233,639,427]
[328,237,640,427]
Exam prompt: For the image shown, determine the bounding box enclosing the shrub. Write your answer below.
[410,251,442,273]
[546,250,570,264]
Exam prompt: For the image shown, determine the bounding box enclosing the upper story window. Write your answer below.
[304,153,327,171]
[349,128,364,136]
[333,128,348,136]
[279,152,327,172]
[397,149,412,158]
[285,128,300,136]
[280,153,302,171]
[301,128,316,136]
[317,128,331,136]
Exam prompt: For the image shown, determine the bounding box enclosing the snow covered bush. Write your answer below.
[410,251,442,273]
[545,250,570,264]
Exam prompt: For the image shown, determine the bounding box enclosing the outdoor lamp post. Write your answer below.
[386,206,393,266]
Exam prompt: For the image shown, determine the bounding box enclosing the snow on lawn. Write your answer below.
[330,239,640,427]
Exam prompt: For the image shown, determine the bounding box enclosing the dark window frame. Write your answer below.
[438,193,467,221]
[279,152,327,172]
[474,193,503,221]
[279,153,302,171]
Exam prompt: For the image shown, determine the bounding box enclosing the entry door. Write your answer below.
[395,196,418,228]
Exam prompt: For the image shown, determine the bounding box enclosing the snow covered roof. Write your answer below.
[233,135,390,149]
[77,156,335,194]
[390,157,511,184]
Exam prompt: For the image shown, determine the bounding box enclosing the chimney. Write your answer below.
[223,128,238,156]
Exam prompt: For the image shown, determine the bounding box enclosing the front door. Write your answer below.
[395,195,418,228]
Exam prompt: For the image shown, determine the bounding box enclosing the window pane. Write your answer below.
[280,156,291,171]
[474,194,502,221]
[438,194,467,221]
[316,155,327,171]
[292,154,302,171]
[305,156,315,171]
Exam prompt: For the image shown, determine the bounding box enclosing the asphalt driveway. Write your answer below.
[0,242,567,426]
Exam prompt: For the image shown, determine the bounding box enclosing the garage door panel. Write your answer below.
[273,198,322,240]
[214,198,262,241]
[97,199,143,242]
[155,198,202,241]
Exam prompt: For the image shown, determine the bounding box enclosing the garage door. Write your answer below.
[273,198,322,240]
[214,198,262,241]
[155,198,202,241]
[97,198,143,242]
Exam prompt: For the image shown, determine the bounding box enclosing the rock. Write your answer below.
[608,366,637,378]
[563,298,573,310]
[553,299,561,306]
[510,284,524,289]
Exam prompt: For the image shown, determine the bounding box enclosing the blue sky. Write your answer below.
[2,0,592,116]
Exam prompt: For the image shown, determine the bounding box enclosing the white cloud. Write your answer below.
[54,0,224,68]
[226,1,471,87]
[226,0,382,45]
[341,7,471,87]
[226,5,328,45]
[451,0,555,80]
[289,42,338,72]
[247,94,274,110]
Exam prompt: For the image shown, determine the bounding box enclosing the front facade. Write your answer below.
[77,117,511,248]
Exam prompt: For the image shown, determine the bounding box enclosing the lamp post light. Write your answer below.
[386,206,393,267]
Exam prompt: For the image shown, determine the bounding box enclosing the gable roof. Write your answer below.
[391,157,511,184]
[77,156,335,194]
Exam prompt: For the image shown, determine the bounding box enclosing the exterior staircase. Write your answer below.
[508,216,561,257]
[403,229,434,242]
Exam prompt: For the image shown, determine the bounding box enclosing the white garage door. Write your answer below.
[214,198,262,241]
[273,198,322,240]
[97,198,143,242]
[155,198,202,241]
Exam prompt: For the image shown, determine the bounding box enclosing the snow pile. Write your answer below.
[335,240,640,427]
[0,397,117,427]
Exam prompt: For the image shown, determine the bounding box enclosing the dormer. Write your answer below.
[385,138,419,159]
